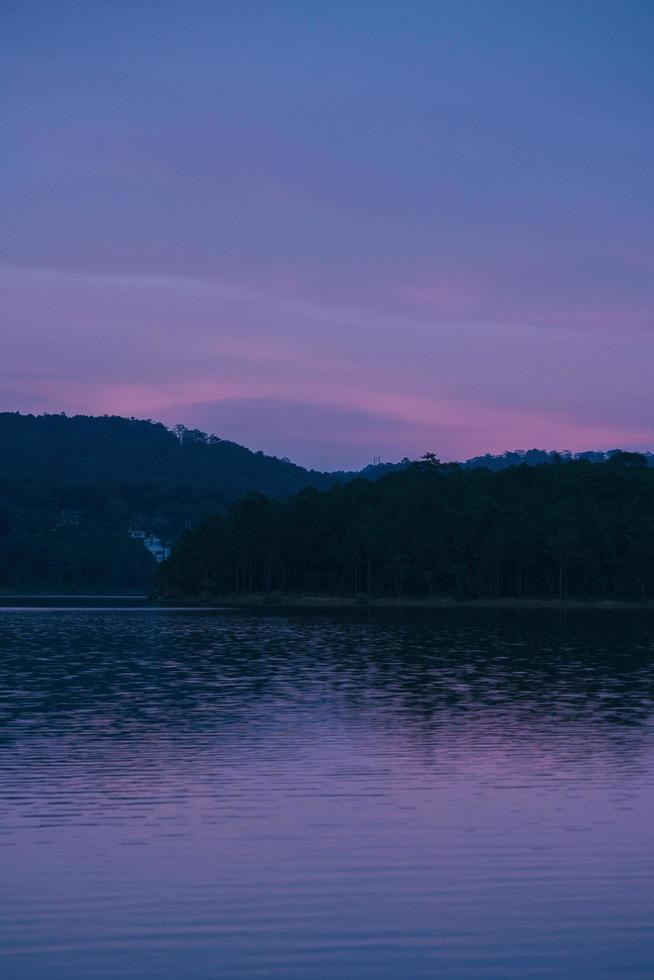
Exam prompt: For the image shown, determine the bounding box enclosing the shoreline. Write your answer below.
[157,593,654,612]
[2,592,653,612]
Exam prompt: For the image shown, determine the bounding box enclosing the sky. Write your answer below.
[1,0,653,470]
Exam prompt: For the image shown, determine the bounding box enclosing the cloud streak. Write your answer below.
[2,263,653,468]
[2,2,653,467]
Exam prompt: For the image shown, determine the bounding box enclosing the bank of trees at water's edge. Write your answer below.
[156,454,654,601]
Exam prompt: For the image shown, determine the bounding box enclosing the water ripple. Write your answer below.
[1,607,654,978]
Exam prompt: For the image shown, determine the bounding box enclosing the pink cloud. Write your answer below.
[2,263,653,468]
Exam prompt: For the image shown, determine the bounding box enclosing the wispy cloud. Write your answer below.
[2,263,653,468]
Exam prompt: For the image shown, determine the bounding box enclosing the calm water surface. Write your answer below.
[1,607,653,978]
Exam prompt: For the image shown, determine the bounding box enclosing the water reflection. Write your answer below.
[2,607,653,742]
[1,608,653,979]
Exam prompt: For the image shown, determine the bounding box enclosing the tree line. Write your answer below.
[2,412,653,595]
[156,454,654,601]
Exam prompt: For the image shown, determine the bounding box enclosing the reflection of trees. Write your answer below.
[1,610,653,761]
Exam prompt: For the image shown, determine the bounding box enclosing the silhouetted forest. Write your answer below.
[0,412,344,490]
[2,412,653,594]
[157,454,654,601]
[0,412,342,592]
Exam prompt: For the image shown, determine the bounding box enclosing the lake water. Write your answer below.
[1,607,654,979]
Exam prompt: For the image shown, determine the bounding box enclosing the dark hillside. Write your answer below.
[0,412,338,495]
[0,412,342,593]
[1,412,651,595]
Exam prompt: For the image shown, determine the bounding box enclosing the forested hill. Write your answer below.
[0,412,339,494]
[2,412,650,488]
[157,454,654,603]
[0,412,343,594]
[1,411,652,595]
[360,448,654,477]
[463,448,654,470]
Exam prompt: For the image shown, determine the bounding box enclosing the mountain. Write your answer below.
[2,412,650,490]
[0,412,341,494]
[0,411,651,594]
[462,448,654,470]
[0,412,346,593]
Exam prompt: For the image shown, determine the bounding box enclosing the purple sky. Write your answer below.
[2,1,653,469]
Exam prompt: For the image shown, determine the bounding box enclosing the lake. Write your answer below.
[1,606,653,978]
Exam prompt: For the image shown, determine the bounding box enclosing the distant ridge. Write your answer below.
[0,411,341,496]
[0,412,651,490]
[461,448,654,470]
[0,411,651,594]
[358,448,654,479]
